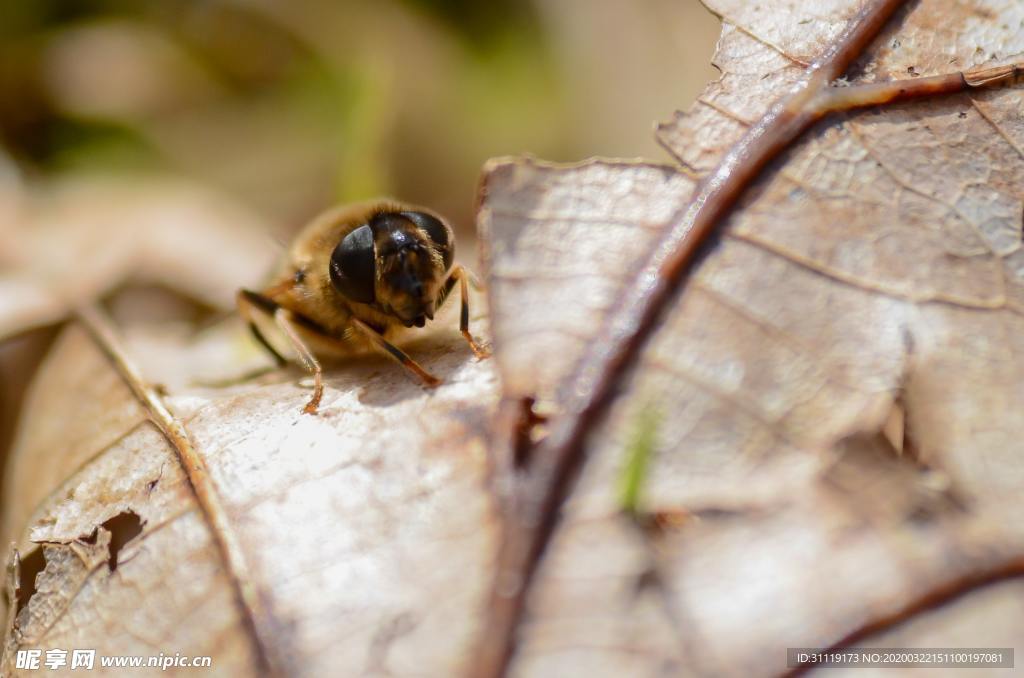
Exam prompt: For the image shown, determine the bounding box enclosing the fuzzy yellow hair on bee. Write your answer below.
[238,200,488,414]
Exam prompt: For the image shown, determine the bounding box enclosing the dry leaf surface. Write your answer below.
[480,0,1024,675]
[5,1,1024,676]
[3,309,498,676]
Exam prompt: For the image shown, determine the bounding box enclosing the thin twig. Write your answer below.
[75,305,283,677]
[471,1,1024,675]
[785,556,1024,676]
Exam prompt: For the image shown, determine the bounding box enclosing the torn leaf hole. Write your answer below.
[14,548,45,616]
[826,430,961,525]
[882,400,905,456]
[13,511,144,619]
[80,510,144,572]
[100,511,144,572]
[510,396,549,470]
[882,395,924,464]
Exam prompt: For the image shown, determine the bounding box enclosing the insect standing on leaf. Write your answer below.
[238,201,489,415]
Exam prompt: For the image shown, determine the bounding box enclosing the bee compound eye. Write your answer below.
[330,223,377,304]
[402,211,454,271]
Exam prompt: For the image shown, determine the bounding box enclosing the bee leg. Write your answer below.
[273,308,324,415]
[450,265,490,359]
[351,319,441,387]
[237,289,287,367]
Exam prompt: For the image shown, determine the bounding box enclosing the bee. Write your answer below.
[238,200,488,414]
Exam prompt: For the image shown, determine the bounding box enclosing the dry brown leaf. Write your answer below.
[4,1,1024,677]
[478,0,1024,675]
[2,305,498,676]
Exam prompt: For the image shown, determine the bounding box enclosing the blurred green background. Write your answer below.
[0,0,718,237]
[0,0,720,469]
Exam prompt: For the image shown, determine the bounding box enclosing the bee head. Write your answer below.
[329,209,454,328]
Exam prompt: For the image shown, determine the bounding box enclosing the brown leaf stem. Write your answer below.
[815,62,1024,113]
[74,305,283,677]
[471,1,1024,676]
[785,556,1024,676]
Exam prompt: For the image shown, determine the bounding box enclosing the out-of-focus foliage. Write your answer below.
[0,0,718,236]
